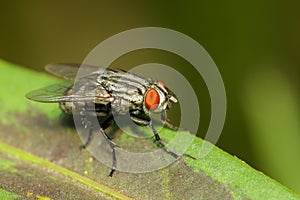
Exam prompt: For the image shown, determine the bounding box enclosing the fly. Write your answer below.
[26,63,194,176]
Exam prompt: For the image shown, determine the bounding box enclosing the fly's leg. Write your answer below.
[79,112,114,149]
[77,108,118,176]
[149,121,179,159]
[100,116,118,176]
[159,111,196,160]
[80,128,94,149]
[81,118,117,177]
[160,110,186,131]
[80,116,118,176]
[108,140,117,177]
[79,115,97,149]
[131,110,184,159]
[97,126,117,177]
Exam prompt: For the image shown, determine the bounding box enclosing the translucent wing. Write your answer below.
[26,81,113,103]
[26,82,74,102]
[45,63,106,80]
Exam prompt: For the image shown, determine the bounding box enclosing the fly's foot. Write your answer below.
[108,168,115,177]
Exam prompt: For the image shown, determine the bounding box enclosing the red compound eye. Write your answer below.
[157,81,168,90]
[145,88,160,110]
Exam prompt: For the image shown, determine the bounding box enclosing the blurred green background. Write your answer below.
[1,1,299,193]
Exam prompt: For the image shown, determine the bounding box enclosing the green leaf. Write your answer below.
[0,189,20,200]
[0,59,299,199]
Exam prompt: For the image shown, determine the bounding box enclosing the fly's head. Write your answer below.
[143,81,178,114]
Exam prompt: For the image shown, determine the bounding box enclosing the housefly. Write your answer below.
[26,63,193,176]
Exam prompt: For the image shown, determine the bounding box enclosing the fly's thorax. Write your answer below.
[58,84,92,115]
[97,70,147,111]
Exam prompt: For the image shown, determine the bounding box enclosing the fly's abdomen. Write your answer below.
[59,101,74,115]
[59,87,74,115]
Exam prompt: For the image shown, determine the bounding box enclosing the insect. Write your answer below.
[26,63,193,176]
